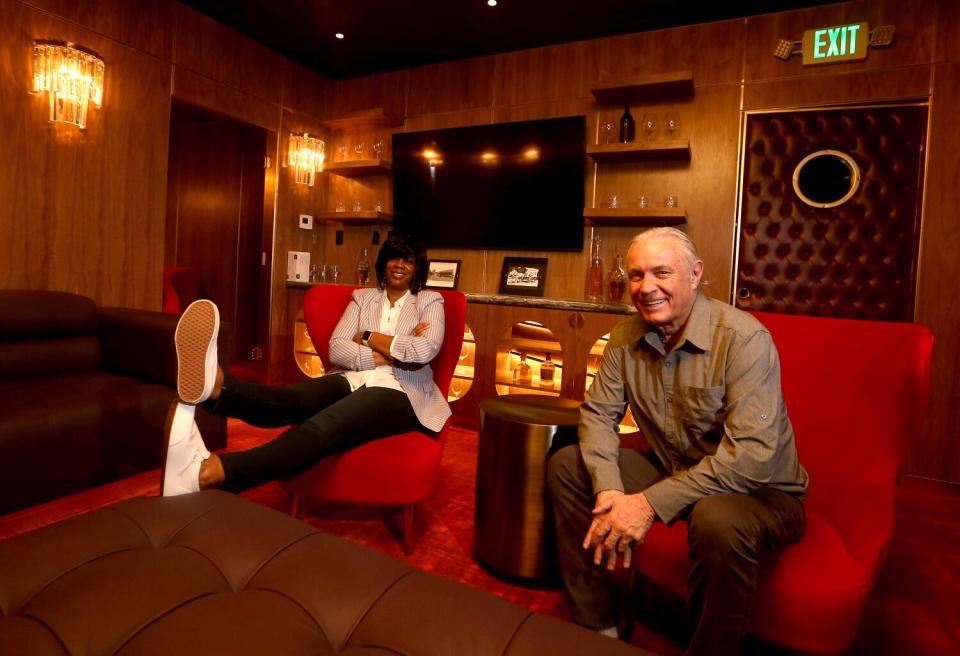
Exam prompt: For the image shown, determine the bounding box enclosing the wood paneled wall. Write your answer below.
[289,0,960,481]
[914,60,960,481]
[0,0,172,308]
[2,0,958,482]
[0,0,329,312]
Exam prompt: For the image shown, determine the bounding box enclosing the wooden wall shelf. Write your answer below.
[584,207,686,226]
[326,159,392,177]
[588,140,690,162]
[321,108,403,130]
[589,70,694,104]
[316,210,393,224]
[508,337,563,355]
[495,377,562,395]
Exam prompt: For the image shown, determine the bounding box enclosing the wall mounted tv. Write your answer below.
[392,116,586,252]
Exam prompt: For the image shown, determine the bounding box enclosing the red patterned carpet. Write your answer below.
[2,420,958,655]
[238,423,574,622]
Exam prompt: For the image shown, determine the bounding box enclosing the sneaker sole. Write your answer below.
[175,299,219,404]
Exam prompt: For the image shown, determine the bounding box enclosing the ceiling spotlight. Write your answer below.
[488,0,498,6]
[773,38,802,60]
[869,25,895,47]
[335,32,344,40]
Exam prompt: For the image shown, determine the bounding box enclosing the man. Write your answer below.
[548,227,808,655]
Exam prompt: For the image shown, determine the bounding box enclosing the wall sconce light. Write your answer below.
[868,25,896,47]
[32,40,105,129]
[286,133,325,186]
[773,39,803,60]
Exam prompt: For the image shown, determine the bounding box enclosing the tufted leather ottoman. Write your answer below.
[0,491,647,655]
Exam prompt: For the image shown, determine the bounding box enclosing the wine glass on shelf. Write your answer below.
[600,122,614,145]
[663,112,680,138]
[450,377,463,399]
[354,142,365,159]
[337,144,347,160]
[372,139,383,158]
[457,342,470,375]
[641,113,657,141]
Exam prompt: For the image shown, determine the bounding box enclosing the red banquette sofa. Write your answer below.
[630,311,934,654]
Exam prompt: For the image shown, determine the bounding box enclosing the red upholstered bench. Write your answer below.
[630,312,934,653]
[0,491,650,655]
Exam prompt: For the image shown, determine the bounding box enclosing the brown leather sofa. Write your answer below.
[0,290,227,515]
[0,491,649,655]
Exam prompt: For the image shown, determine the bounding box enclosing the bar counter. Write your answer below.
[285,281,636,315]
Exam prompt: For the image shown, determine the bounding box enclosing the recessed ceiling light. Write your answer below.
[488,0,497,6]
[335,33,344,39]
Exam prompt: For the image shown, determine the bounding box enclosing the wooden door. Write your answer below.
[165,102,268,363]
[734,105,927,321]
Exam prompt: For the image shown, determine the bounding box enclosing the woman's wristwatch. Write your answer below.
[361,330,373,347]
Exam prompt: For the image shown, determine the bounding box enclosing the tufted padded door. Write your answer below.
[735,105,927,321]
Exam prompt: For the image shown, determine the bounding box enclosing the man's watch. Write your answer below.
[361,330,373,347]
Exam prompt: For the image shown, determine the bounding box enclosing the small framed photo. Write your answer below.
[425,259,462,290]
[499,257,548,296]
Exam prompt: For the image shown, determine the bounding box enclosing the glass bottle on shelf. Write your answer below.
[512,352,533,386]
[585,235,604,301]
[608,253,627,302]
[356,247,371,285]
[539,353,556,389]
[619,104,635,143]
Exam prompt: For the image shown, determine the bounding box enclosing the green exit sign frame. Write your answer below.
[802,22,869,65]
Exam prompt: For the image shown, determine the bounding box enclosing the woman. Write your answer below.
[162,235,449,495]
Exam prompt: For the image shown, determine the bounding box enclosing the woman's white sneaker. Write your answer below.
[161,402,210,496]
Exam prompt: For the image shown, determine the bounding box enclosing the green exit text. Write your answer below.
[802,22,869,65]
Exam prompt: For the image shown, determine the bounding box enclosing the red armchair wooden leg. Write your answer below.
[289,493,300,518]
[402,504,416,555]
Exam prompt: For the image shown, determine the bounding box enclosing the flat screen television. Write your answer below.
[392,116,586,252]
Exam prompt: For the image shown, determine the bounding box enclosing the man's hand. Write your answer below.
[352,331,368,345]
[411,322,429,337]
[583,491,657,571]
[372,351,393,366]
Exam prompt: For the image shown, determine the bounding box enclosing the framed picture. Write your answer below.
[499,257,548,296]
[425,259,462,290]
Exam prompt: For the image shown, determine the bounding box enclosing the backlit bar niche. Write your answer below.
[32,40,105,129]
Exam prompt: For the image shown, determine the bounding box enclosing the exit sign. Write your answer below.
[802,22,869,65]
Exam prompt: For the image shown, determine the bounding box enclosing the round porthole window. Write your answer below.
[792,149,861,209]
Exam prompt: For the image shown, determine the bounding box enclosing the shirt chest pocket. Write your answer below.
[675,385,725,441]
